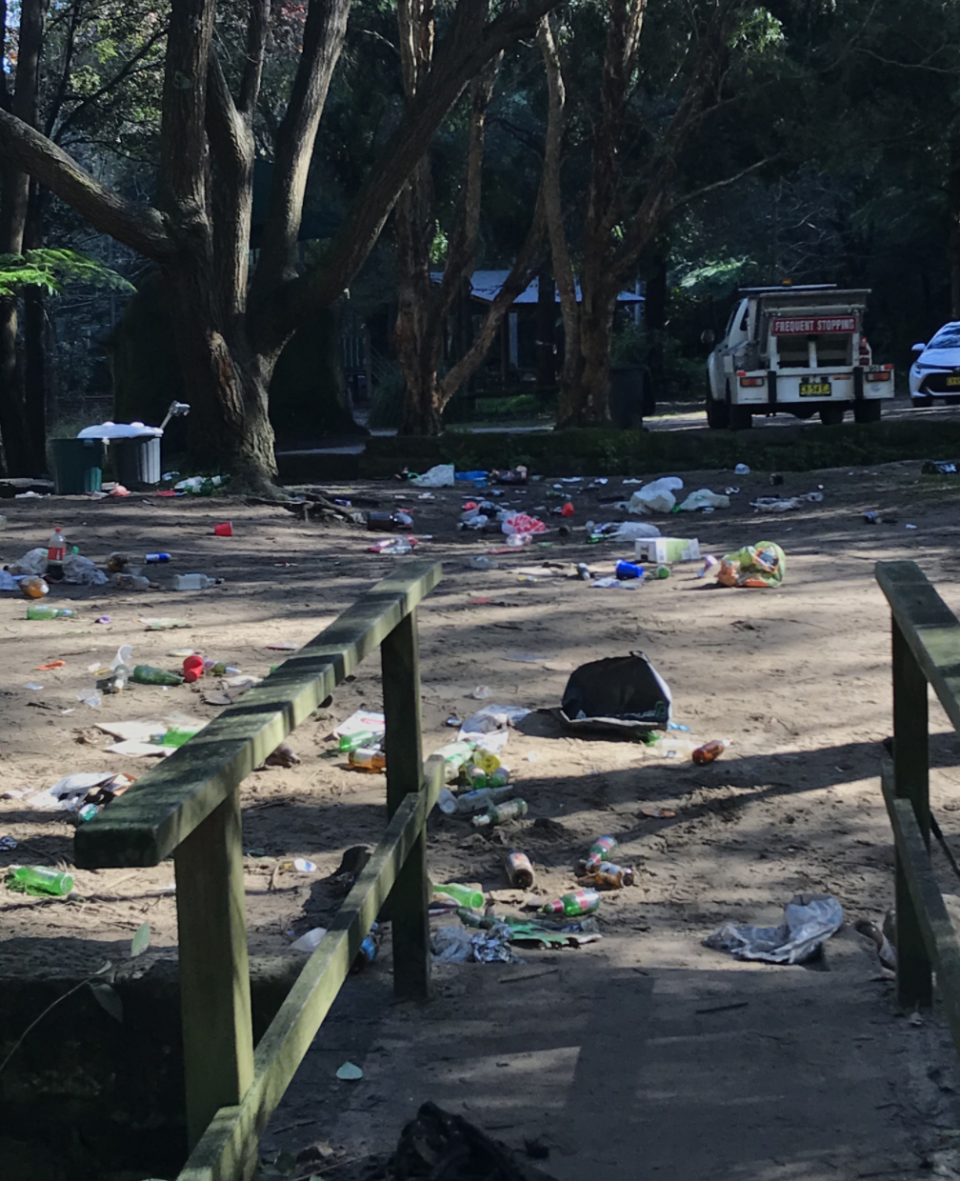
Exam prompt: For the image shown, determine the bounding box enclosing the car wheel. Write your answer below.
[853,400,882,424]
[705,382,728,429]
[946,395,960,406]
[912,394,934,408]
[819,405,845,426]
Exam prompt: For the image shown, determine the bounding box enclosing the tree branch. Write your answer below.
[668,154,777,213]
[0,109,173,258]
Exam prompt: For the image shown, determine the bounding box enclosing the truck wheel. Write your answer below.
[706,395,729,430]
[729,405,753,431]
[819,405,845,426]
[853,400,882,424]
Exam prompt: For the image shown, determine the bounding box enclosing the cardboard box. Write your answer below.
[634,537,701,563]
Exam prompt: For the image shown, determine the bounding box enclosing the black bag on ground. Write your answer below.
[559,652,672,735]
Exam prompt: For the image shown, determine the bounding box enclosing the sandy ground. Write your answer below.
[3,460,960,1177]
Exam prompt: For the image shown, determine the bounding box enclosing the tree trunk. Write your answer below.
[535,267,556,396]
[567,295,616,426]
[950,138,960,320]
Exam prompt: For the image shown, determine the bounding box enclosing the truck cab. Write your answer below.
[705,285,894,429]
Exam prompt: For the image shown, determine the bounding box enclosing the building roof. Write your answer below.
[431,270,643,305]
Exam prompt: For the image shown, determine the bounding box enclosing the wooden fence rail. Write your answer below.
[875,560,960,1060]
[74,561,444,1181]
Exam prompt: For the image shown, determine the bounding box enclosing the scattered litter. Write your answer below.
[922,460,959,475]
[432,924,523,964]
[290,927,327,952]
[140,617,190,630]
[559,653,671,734]
[750,493,822,512]
[627,477,684,514]
[23,681,43,692]
[173,573,219,590]
[0,836,18,851]
[677,489,730,512]
[506,852,535,888]
[704,893,843,964]
[410,463,456,488]
[36,661,65,671]
[0,569,18,591]
[292,858,317,873]
[7,866,74,896]
[77,688,102,708]
[459,703,530,740]
[95,615,112,624]
[696,554,719,579]
[717,541,785,588]
[579,861,635,888]
[692,738,730,765]
[501,512,546,538]
[540,889,601,917]
[634,537,700,563]
[63,554,108,585]
[213,521,233,536]
[472,799,527,828]
[29,771,122,812]
[592,577,636,588]
[336,1062,364,1081]
[734,463,750,475]
[265,640,300,651]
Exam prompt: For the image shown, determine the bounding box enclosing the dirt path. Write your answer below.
[2,460,960,1177]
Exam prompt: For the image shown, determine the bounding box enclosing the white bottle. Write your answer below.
[173,573,216,590]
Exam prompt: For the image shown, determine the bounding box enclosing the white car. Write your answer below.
[910,322,960,405]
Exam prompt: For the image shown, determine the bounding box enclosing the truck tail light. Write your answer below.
[738,375,765,387]
[866,370,891,382]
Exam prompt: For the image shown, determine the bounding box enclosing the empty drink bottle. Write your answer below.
[26,603,76,619]
[348,747,386,772]
[432,882,484,909]
[472,799,528,828]
[583,835,617,871]
[540,889,601,917]
[7,866,74,896]
[20,576,49,600]
[506,851,535,889]
[131,665,184,685]
[47,527,66,580]
[692,738,730,765]
[583,861,635,889]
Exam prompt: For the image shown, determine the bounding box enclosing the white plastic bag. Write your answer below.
[627,477,684,515]
[614,521,662,540]
[10,547,47,575]
[411,463,455,488]
[678,489,730,512]
[63,554,108,585]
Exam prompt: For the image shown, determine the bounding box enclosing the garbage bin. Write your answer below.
[51,438,103,494]
[112,435,161,489]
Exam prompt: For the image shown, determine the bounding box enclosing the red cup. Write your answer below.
[183,655,205,684]
[213,521,233,536]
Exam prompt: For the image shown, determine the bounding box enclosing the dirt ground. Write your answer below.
[3,460,960,1178]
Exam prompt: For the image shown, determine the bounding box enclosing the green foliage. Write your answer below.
[0,249,134,297]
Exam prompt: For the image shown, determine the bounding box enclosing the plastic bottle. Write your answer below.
[348,747,386,772]
[449,785,516,815]
[615,560,644,580]
[540,889,601,917]
[471,798,527,828]
[145,552,171,563]
[160,726,204,748]
[26,603,76,619]
[432,882,485,909]
[583,835,617,871]
[583,861,636,888]
[131,664,184,685]
[351,924,380,973]
[338,730,378,753]
[472,748,501,775]
[47,527,66,580]
[7,866,75,896]
[20,576,49,600]
[173,573,217,590]
[506,851,535,889]
[692,738,730,765]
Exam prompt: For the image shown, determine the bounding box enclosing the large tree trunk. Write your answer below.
[950,138,960,319]
[574,294,617,425]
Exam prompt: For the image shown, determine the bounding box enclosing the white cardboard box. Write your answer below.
[634,537,701,563]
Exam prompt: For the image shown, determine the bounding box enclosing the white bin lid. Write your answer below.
[77,421,163,440]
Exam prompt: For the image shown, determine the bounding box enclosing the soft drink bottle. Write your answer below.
[47,527,66,580]
[583,835,617,871]
[131,664,184,685]
[338,730,378,753]
[348,748,386,772]
[20,576,49,600]
[692,738,730,765]
[351,923,380,973]
[26,603,76,619]
[432,882,484,909]
[7,866,74,896]
[471,799,528,828]
[584,861,636,889]
[506,851,535,889]
[540,889,601,917]
[455,785,516,814]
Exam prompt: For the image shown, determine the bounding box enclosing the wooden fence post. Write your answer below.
[892,617,932,1008]
[174,786,255,1153]
[381,609,431,1001]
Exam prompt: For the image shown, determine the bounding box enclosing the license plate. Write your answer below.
[947,375,960,387]
[799,380,831,397]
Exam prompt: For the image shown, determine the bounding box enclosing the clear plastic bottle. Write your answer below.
[471,798,528,828]
[46,527,66,580]
[540,889,601,917]
[7,865,75,896]
[348,747,386,772]
[173,573,217,590]
[26,603,75,619]
[451,784,516,814]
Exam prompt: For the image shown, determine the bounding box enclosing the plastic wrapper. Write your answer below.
[63,554,109,585]
[703,893,843,964]
[717,540,785,588]
[678,489,730,512]
[410,463,456,488]
[627,477,684,514]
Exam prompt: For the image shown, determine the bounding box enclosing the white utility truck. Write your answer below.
[705,284,894,429]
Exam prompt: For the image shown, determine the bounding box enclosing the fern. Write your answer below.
[0,249,134,298]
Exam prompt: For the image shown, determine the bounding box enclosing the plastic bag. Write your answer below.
[411,463,456,488]
[627,477,684,515]
[501,512,546,536]
[559,652,672,734]
[614,521,661,540]
[458,704,531,740]
[717,540,785,588]
[703,894,843,964]
[677,489,730,512]
[10,547,48,575]
[0,569,18,591]
[63,554,108,586]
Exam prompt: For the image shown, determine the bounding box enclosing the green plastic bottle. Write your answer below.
[471,798,528,828]
[131,665,184,685]
[338,730,378,753]
[540,889,600,917]
[432,882,485,909]
[160,725,204,747]
[7,866,75,896]
[26,604,77,620]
